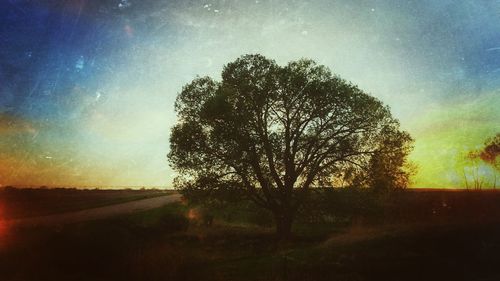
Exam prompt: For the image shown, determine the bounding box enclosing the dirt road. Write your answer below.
[4,193,182,228]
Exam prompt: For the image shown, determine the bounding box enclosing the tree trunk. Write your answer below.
[274,211,294,240]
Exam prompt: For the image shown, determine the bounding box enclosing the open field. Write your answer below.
[0,187,174,219]
[2,189,500,281]
[5,193,182,228]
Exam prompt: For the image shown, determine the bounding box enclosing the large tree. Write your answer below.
[168,54,412,238]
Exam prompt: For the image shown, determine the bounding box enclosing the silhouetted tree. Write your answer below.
[464,150,487,189]
[482,134,500,188]
[332,126,414,191]
[466,134,500,188]
[480,134,500,171]
[365,126,415,191]
[168,54,412,238]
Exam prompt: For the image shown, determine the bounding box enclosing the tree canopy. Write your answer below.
[168,54,413,237]
[480,134,500,171]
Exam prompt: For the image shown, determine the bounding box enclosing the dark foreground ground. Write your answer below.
[1,189,500,281]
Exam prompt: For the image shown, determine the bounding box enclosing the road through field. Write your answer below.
[4,193,182,228]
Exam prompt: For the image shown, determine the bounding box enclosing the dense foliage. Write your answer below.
[169,54,413,237]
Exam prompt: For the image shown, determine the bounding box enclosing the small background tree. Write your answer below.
[464,134,500,189]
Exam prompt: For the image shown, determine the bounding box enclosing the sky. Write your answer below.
[0,0,499,188]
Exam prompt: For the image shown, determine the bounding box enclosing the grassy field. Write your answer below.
[1,189,500,281]
[0,187,173,219]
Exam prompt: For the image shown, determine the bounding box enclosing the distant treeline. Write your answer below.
[0,186,171,191]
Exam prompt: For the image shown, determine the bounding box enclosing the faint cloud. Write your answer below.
[0,113,37,135]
